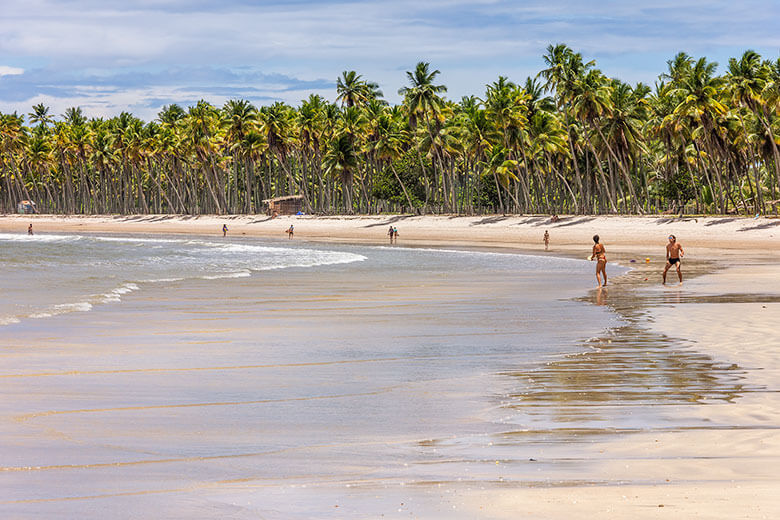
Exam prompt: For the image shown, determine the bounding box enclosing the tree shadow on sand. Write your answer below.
[362,215,415,228]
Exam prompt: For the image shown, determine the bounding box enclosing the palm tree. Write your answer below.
[223,99,258,212]
[727,51,780,209]
[323,133,358,213]
[671,57,729,212]
[336,71,384,108]
[28,103,54,128]
[398,62,447,129]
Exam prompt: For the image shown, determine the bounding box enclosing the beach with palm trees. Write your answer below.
[2,44,780,518]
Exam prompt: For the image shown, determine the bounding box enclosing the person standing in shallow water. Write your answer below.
[543,230,549,250]
[222,224,228,237]
[28,224,33,235]
[591,234,607,287]
[663,234,684,285]
[286,225,294,239]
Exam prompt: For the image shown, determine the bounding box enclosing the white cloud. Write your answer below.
[0,66,24,77]
[1,0,778,117]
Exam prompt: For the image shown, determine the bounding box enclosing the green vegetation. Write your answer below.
[2,46,780,215]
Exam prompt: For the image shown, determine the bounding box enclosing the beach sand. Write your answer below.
[3,213,778,252]
[1,213,778,519]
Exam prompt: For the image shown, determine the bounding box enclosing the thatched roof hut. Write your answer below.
[262,195,303,216]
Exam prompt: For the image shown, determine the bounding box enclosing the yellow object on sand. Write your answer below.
[645,257,650,263]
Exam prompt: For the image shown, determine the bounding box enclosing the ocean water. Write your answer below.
[0,233,365,325]
[0,232,631,518]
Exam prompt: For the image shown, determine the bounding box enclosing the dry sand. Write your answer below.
[2,213,778,518]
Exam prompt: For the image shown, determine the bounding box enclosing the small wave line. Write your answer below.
[0,356,418,379]
[14,388,399,423]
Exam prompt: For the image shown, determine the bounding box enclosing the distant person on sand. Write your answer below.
[590,235,607,287]
[388,225,394,243]
[550,214,560,223]
[28,223,33,235]
[286,225,294,239]
[222,224,228,237]
[543,230,549,250]
[663,234,684,285]
[393,227,399,242]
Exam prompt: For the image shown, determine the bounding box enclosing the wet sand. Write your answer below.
[459,253,780,519]
[1,214,779,518]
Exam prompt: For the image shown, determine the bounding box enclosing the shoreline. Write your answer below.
[2,213,778,253]
[2,214,778,517]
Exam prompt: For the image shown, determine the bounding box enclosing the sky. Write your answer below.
[1,0,779,121]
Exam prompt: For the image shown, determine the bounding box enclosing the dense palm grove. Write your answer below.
[2,45,780,216]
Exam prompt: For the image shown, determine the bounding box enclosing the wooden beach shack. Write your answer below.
[262,195,304,216]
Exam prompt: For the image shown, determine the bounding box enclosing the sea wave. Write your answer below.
[0,236,368,327]
[98,283,140,303]
[0,233,83,243]
[139,277,185,283]
[200,271,252,280]
[92,236,184,244]
[29,302,93,319]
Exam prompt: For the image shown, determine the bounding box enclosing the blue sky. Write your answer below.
[1,0,778,121]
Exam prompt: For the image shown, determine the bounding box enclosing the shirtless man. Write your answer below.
[663,235,684,284]
[591,235,607,287]
[543,230,550,251]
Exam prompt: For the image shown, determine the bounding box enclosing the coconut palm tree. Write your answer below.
[336,71,384,108]
[323,133,358,213]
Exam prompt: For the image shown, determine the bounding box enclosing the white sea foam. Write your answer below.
[0,233,82,243]
[253,252,367,271]
[29,302,93,319]
[99,283,140,303]
[0,316,21,326]
[201,271,252,280]
[92,236,183,244]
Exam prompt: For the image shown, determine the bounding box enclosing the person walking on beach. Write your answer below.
[28,223,33,236]
[222,224,228,237]
[286,225,294,239]
[663,234,684,285]
[543,230,549,250]
[590,235,607,287]
[388,225,395,243]
[393,227,399,243]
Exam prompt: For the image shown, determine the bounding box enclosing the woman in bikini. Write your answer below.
[591,235,607,287]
